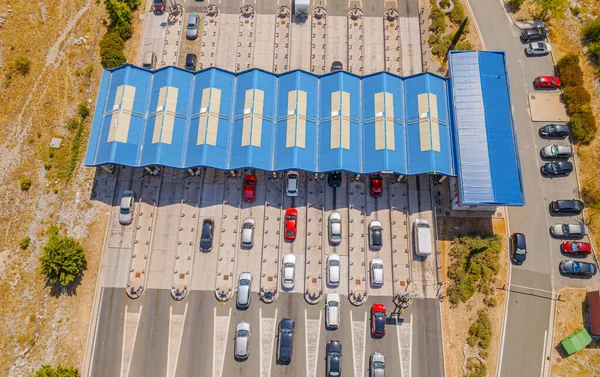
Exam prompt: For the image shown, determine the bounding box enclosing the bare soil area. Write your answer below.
[438,216,508,377]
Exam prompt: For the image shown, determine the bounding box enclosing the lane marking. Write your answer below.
[212,307,232,377]
[304,310,322,377]
[121,305,143,377]
[260,308,278,377]
[395,313,412,377]
[540,330,548,377]
[167,303,188,377]
[409,313,413,376]
[350,311,366,377]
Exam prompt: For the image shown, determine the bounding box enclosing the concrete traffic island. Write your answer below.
[349,290,368,306]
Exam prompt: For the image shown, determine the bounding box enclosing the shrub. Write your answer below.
[109,21,133,41]
[77,103,90,120]
[455,40,474,51]
[429,7,446,34]
[99,32,124,56]
[466,358,487,377]
[449,3,466,25]
[20,237,31,250]
[20,178,32,191]
[557,54,584,87]
[67,118,80,131]
[570,110,597,144]
[33,364,79,377]
[589,42,600,62]
[14,57,31,75]
[432,34,453,57]
[429,33,440,45]
[584,17,600,42]
[562,86,591,115]
[44,162,53,171]
[468,310,492,349]
[101,49,127,69]
[509,0,525,10]
[570,6,582,17]
[39,226,87,287]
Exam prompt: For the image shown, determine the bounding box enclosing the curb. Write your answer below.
[495,207,513,377]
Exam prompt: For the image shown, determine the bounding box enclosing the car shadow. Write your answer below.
[559,250,590,259]
[558,270,595,279]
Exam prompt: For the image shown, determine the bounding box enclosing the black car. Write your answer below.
[199,219,214,252]
[539,124,569,138]
[559,261,597,277]
[510,233,527,265]
[520,27,547,42]
[326,340,342,377]
[277,318,295,363]
[550,199,584,214]
[541,161,573,176]
[331,61,343,72]
[328,172,342,187]
[185,53,197,71]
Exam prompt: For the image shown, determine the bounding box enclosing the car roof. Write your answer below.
[237,321,250,331]
[513,233,526,248]
[185,54,196,63]
[285,208,298,216]
[283,253,296,264]
[370,220,382,228]
[327,340,341,352]
[329,211,342,221]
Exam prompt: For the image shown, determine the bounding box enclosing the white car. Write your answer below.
[235,321,251,359]
[370,258,384,287]
[286,171,299,196]
[240,218,255,249]
[119,190,135,225]
[325,293,340,329]
[370,352,385,377]
[525,42,551,56]
[326,254,341,287]
[237,272,252,309]
[282,254,296,290]
[328,211,342,245]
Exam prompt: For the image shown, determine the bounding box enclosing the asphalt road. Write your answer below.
[467,0,599,376]
[90,289,442,377]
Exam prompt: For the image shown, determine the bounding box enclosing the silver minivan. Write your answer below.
[235,321,251,359]
[240,218,255,249]
[328,211,342,245]
[237,272,252,309]
[325,293,340,329]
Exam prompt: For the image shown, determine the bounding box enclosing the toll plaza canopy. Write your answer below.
[85,51,524,206]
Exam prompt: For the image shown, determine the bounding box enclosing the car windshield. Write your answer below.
[328,301,338,307]
[373,263,383,270]
[535,42,544,48]
[286,214,296,220]
[281,326,293,334]
[284,278,293,284]
[572,243,580,252]
[373,231,382,245]
[551,146,559,155]
[237,329,249,337]
[244,223,253,229]
[187,18,196,27]
[288,174,297,180]
[562,224,570,234]
[286,230,295,237]
[120,207,130,215]
[240,279,250,286]
[153,0,162,5]
[284,262,294,268]
[373,361,385,368]
[245,179,255,185]
[572,263,580,273]
[330,260,340,267]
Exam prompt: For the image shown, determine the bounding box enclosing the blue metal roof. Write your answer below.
[448,51,525,206]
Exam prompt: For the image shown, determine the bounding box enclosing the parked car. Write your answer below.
[550,199,584,214]
[185,53,197,71]
[142,51,157,70]
[236,272,252,309]
[277,318,295,363]
[369,352,385,377]
[243,174,257,203]
[328,211,342,245]
[521,27,547,42]
[534,76,561,89]
[561,241,592,254]
[525,42,551,56]
[539,124,569,138]
[331,61,343,72]
[370,173,383,198]
[240,218,255,249]
[234,322,251,359]
[326,340,342,377]
[369,220,383,250]
[559,261,597,277]
[119,190,135,225]
[281,254,296,290]
[370,258,384,287]
[328,171,342,187]
[286,171,299,196]
[326,254,341,287]
[550,223,587,237]
[200,219,215,252]
[153,0,165,14]
[284,208,298,240]
[541,161,573,176]
[510,233,527,265]
[186,12,200,40]
[541,145,572,159]
[326,293,340,329]
[371,303,386,337]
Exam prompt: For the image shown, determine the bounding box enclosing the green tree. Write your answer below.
[509,0,525,10]
[537,0,569,18]
[20,236,31,250]
[99,32,125,56]
[101,49,127,69]
[447,17,470,57]
[39,226,87,287]
[32,364,79,377]
[123,0,141,10]
[105,0,134,27]
[20,178,32,191]
[584,17,600,42]
[449,3,465,25]
[562,86,591,115]
[570,110,597,144]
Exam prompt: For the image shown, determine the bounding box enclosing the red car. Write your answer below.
[284,208,298,240]
[561,241,592,254]
[152,0,165,14]
[370,173,383,198]
[371,303,386,337]
[243,175,257,203]
[534,76,561,89]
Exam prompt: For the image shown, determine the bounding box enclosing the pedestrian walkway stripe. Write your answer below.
[396,313,412,377]
[166,303,188,377]
[350,311,367,377]
[304,310,322,377]
[121,305,142,377]
[260,308,278,377]
[212,307,231,377]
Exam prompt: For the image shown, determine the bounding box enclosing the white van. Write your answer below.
[325,293,340,329]
[414,219,433,257]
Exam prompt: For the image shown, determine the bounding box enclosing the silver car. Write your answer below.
[119,190,135,225]
[370,352,385,377]
[186,12,199,40]
[550,223,587,237]
[370,258,384,287]
[525,42,551,56]
[326,254,341,287]
[237,272,252,309]
[235,321,251,359]
[282,253,296,290]
[328,211,342,245]
[240,218,255,249]
[540,145,573,159]
[286,171,299,196]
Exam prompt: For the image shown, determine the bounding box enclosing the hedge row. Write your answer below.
[100,0,141,69]
[557,55,597,144]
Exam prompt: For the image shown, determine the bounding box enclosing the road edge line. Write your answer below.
[496,206,513,377]
[463,0,486,51]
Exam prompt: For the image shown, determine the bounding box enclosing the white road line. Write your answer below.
[395,314,412,377]
[350,311,366,377]
[167,303,188,377]
[396,316,404,376]
[409,313,413,375]
[260,308,278,377]
[121,305,143,377]
[212,307,232,377]
[540,330,548,377]
[304,310,322,377]
[463,0,486,50]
